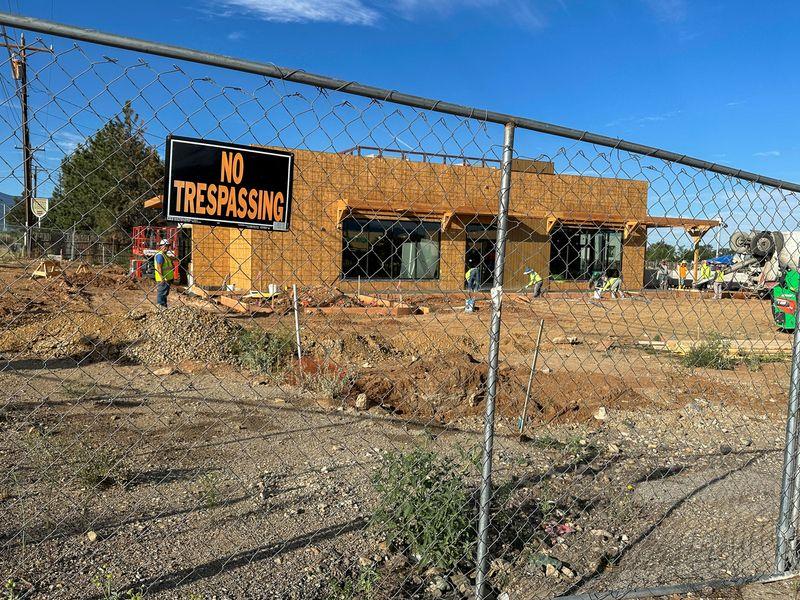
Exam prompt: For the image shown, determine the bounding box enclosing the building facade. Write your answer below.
[188,148,713,292]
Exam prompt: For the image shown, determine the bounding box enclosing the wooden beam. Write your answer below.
[624,220,640,240]
[144,195,163,210]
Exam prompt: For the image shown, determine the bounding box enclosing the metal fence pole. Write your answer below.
[775,301,800,572]
[475,122,514,600]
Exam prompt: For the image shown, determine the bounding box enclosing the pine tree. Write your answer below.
[45,101,163,236]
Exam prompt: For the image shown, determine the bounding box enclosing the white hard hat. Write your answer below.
[158,239,170,246]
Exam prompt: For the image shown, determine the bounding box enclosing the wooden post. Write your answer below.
[692,236,700,284]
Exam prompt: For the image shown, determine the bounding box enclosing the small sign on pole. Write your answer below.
[31,197,48,220]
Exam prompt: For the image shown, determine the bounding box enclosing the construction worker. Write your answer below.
[154,238,175,308]
[523,267,543,297]
[698,260,712,288]
[465,263,479,313]
[713,265,725,300]
[678,260,688,290]
[465,264,480,292]
[656,261,669,290]
[597,270,625,299]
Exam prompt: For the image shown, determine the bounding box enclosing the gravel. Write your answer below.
[125,306,241,365]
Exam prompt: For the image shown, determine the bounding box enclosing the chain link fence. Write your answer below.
[1,12,800,600]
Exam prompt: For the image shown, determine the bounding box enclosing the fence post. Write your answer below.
[475,121,514,600]
[776,302,800,571]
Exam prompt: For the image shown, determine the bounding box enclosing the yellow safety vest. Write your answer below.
[154,251,174,283]
[528,272,542,285]
[700,265,712,280]
[715,270,725,283]
[602,277,619,291]
[465,268,474,282]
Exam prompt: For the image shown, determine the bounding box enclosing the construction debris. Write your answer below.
[31,259,63,279]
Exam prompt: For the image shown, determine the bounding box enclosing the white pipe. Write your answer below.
[292,284,302,360]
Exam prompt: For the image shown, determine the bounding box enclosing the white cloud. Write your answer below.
[605,109,682,129]
[643,0,686,23]
[212,0,380,25]
[208,0,556,28]
[753,150,781,157]
[227,31,246,41]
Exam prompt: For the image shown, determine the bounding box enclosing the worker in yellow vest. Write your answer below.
[596,270,625,299]
[698,260,712,288]
[154,239,175,308]
[465,264,480,292]
[713,266,725,300]
[523,268,543,297]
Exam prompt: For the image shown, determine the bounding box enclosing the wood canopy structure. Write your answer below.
[335,197,719,238]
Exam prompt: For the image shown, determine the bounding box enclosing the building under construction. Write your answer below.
[187,147,718,292]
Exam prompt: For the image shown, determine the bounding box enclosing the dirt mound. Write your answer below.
[126,306,240,365]
[351,355,647,425]
[63,271,138,290]
[0,312,140,360]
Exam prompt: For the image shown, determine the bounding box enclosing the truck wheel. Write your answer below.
[730,231,751,253]
[750,232,775,258]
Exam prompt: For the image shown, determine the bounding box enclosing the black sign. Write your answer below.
[163,136,293,231]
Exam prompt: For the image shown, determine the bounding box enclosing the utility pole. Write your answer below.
[1,30,51,257]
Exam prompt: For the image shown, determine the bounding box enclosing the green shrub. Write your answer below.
[232,327,296,374]
[300,366,355,402]
[680,335,736,370]
[371,448,474,570]
[73,444,126,488]
[328,565,379,600]
[92,568,144,600]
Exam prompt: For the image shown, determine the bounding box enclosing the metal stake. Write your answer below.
[775,300,800,571]
[292,284,302,361]
[475,122,514,600]
[519,318,545,435]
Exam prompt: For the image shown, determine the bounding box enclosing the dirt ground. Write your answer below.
[0,260,796,599]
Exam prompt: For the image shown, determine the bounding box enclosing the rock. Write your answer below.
[545,563,560,578]
[86,530,98,542]
[385,554,408,572]
[719,444,733,455]
[591,529,613,540]
[561,566,575,579]
[594,406,608,421]
[540,366,552,374]
[433,576,449,592]
[451,572,470,593]
[153,366,174,376]
[489,558,511,575]
[607,443,620,454]
[594,339,618,352]
[498,593,510,600]
[358,556,373,567]
[355,393,370,410]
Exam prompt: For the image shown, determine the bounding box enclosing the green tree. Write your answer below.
[45,101,163,235]
[675,244,718,262]
[645,241,676,262]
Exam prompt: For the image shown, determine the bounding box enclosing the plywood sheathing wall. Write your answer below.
[192,149,649,291]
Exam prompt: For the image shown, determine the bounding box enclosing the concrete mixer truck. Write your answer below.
[700,231,800,330]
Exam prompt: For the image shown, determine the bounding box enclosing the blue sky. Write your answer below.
[6,0,798,180]
[0,0,798,240]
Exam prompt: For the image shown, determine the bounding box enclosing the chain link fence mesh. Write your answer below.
[0,19,799,600]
